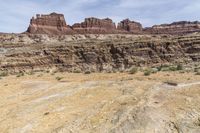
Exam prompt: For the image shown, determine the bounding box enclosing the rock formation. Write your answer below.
[26,12,74,35]
[72,17,117,34]
[0,33,199,73]
[144,21,200,35]
[117,19,142,34]
[25,13,200,35]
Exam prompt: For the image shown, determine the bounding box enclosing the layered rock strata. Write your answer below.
[144,21,200,35]
[72,17,117,34]
[0,34,199,73]
[26,12,74,35]
[117,19,142,33]
[26,13,200,35]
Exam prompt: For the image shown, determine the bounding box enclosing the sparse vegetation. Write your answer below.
[16,72,24,77]
[73,70,81,73]
[84,71,91,74]
[177,64,183,70]
[144,69,152,76]
[0,71,8,77]
[46,70,50,73]
[129,67,138,74]
[156,64,183,72]
[196,72,200,75]
[26,71,35,75]
[37,74,43,77]
[56,76,63,81]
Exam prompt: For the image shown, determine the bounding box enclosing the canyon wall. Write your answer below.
[26,13,200,35]
[0,33,199,73]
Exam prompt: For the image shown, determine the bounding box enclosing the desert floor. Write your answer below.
[0,72,200,133]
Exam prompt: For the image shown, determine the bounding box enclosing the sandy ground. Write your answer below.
[0,72,200,133]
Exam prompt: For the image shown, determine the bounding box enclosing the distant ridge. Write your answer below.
[25,12,200,35]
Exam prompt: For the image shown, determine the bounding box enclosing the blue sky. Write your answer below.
[0,0,200,33]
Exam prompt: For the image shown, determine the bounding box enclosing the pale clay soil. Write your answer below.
[0,72,200,133]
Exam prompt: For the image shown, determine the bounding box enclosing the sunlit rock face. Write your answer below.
[117,19,143,34]
[72,17,117,34]
[144,21,200,35]
[26,12,74,35]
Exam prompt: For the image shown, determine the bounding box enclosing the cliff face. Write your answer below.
[72,17,117,34]
[117,19,142,33]
[27,13,74,35]
[0,34,199,73]
[26,13,200,35]
[144,21,200,35]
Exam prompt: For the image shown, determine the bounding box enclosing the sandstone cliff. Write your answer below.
[72,17,117,34]
[0,33,199,73]
[117,19,142,33]
[144,21,200,35]
[25,13,200,35]
[26,12,74,35]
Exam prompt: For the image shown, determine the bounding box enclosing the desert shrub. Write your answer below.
[56,77,63,81]
[151,68,158,73]
[194,68,200,73]
[0,71,8,77]
[46,70,50,73]
[27,71,34,75]
[84,71,91,74]
[169,66,177,71]
[157,64,170,71]
[73,70,81,73]
[177,64,183,70]
[196,72,200,75]
[37,74,43,77]
[144,69,152,76]
[16,72,24,77]
[129,67,138,74]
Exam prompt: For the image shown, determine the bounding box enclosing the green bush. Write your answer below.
[177,64,183,70]
[129,67,138,74]
[144,69,151,76]
[0,71,8,77]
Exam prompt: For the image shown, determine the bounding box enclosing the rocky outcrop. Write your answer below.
[26,12,74,35]
[72,17,117,34]
[25,13,200,35]
[0,34,199,73]
[117,19,142,33]
[144,21,200,35]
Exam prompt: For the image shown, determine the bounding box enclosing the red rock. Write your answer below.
[117,19,142,33]
[144,21,200,35]
[72,17,117,34]
[26,12,74,35]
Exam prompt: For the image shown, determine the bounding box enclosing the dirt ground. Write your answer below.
[0,72,200,133]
